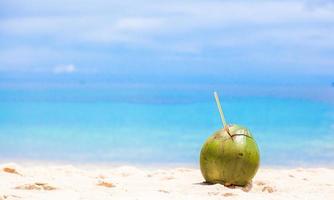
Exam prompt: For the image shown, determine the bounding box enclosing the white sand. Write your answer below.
[0,163,333,200]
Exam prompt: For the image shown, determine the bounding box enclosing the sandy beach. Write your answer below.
[0,163,333,200]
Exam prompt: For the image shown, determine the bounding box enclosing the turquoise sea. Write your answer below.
[0,89,333,167]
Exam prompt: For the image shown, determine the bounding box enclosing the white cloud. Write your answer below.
[81,17,164,44]
[114,17,164,31]
[53,64,77,74]
[2,1,334,46]
[1,0,334,75]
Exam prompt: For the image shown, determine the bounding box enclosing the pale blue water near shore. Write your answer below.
[0,89,333,167]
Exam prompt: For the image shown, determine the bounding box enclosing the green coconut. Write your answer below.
[199,92,260,186]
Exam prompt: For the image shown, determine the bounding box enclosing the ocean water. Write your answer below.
[0,90,333,167]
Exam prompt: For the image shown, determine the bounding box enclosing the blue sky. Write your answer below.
[0,0,333,101]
